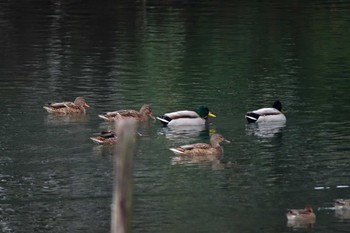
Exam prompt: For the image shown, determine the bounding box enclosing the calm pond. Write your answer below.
[0,1,350,232]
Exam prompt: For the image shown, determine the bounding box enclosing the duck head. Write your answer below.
[303,205,314,214]
[140,104,155,120]
[74,97,90,108]
[272,100,282,111]
[196,106,216,118]
[210,134,231,147]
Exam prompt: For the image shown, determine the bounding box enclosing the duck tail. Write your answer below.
[43,106,53,113]
[100,131,115,137]
[90,137,103,144]
[156,116,171,126]
[169,148,184,155]
[98,114,110,121]
[245,112,259,123]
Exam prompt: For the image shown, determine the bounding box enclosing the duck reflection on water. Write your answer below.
[158,124,212,142]
[45,113,89,125]
[245,121,286,138]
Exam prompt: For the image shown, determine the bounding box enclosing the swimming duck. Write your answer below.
[43,97,90,114]
[286,205,316,222]
[169,134,230,160]
[245,100,286,123]
[334,199,350,210]
[157,106,216,127]
[98,104,155,122]
[90,131,117,145]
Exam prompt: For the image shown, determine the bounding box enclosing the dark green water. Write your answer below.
[0,1,350,232]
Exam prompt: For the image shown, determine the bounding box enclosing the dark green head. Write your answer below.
[195,106,216,118]
[272,100,283,111]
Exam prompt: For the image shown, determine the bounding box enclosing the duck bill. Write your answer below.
[149,113,156,120]
[84,103,90,108]
[208,112,216,117]
[223,139,231,144]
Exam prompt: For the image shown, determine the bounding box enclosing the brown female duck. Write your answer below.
[98,104,155,122]
[90,131,117,145]
[43,97,90,114]
[286,205,316,222]
[169,134,230,161]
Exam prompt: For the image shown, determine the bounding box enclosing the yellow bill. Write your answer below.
[208,112,216,117]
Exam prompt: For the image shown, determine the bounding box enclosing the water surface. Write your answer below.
[1,1,350,232]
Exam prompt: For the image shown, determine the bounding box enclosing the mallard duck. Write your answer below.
[98,104,155,122]
[90,131,117,145]
[286,205,316,222]
[245,100,286,123]
[157,106,216,127]
[169,134,230,160]
[334,199,350,210]
[43,97,90,114]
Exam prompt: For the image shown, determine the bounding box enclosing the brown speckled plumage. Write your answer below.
[43,97,90,114]
[286,205,316,221]
[99,104,155,122]
[90,131,117,145]
[170,134,230,160]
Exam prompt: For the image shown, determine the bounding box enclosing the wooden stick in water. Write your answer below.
[111,119,137,233]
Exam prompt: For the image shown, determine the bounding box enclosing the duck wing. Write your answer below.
[170,143,211,155]
[158,110,201,126]
[180,143,211,150]
[164,110,200,119]
[251,107,281,116]
[288,208,310,216]
[99,131,116,138]
[47,101,75,109]
[115,109,140,118]
[103,109,139,117]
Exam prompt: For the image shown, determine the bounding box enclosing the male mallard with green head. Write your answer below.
[245,100,286,123]
[157,106,216,127]
[98,104,155,122]
[43,97,90,114]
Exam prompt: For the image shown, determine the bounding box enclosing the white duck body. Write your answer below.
[249,107,286,123]
[157,106,216,127]
[163,111,205,127]
[165,110,199,118]
[245,100,286,123]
